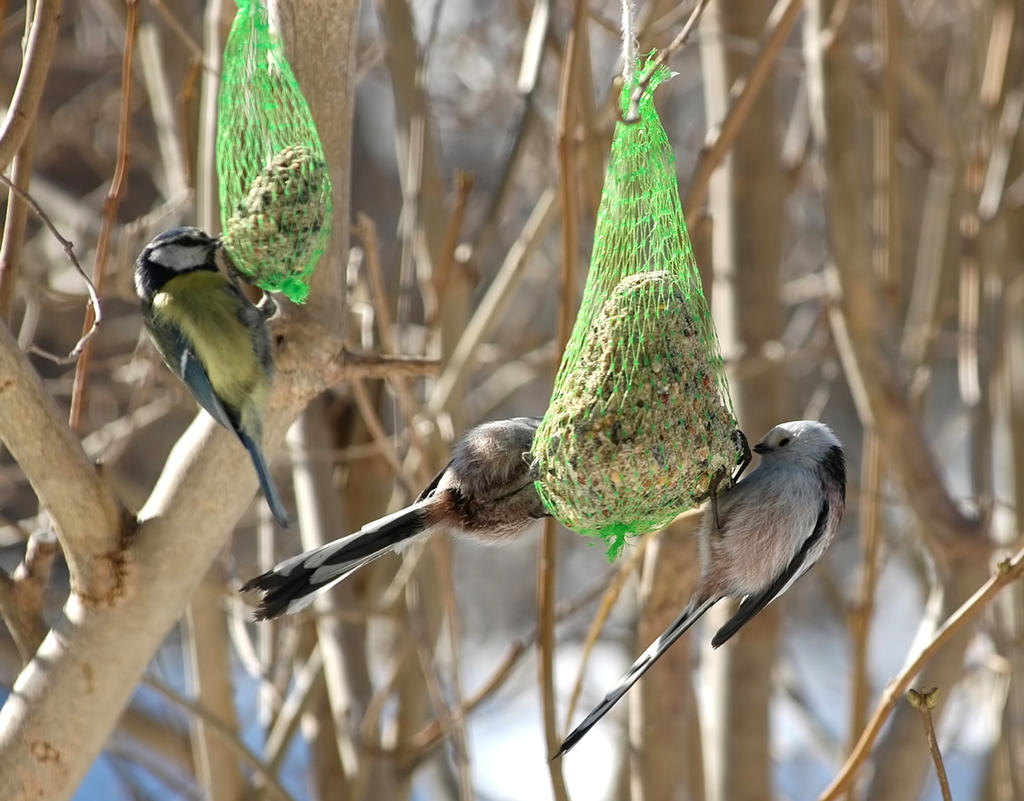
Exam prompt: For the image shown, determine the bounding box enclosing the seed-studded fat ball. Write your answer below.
[222,145,328,287]
[532,270,738,549]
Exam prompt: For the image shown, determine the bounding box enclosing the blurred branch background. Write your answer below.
[0,1,1023,800]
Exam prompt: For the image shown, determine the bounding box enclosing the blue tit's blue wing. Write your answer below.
[176,336,236,433]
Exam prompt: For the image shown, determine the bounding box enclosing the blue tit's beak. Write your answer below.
[753,443,770,455]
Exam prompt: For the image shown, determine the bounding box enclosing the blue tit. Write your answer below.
[134,226,290,527]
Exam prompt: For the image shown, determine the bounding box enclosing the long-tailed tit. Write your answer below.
[242,416,547,619]
[556,419,846,757]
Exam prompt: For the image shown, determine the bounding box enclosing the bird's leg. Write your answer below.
[256,292,279,320]
[708,467,726,533]
[216,241,247,287]
[730,429,752,483]
[693,431,750,533]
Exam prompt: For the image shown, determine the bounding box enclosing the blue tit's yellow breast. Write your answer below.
[151,270,268,411]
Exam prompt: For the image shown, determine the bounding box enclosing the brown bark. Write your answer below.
[698,2,786,800]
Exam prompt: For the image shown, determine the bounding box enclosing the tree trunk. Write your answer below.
[698,2,785,800]
[0,2,360,797]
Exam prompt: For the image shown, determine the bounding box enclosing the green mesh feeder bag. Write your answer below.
[217,0,331,303]
[532,58,742,559]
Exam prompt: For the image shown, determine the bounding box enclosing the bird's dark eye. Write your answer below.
[778,436,791,447]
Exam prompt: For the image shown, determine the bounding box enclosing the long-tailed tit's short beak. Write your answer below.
[752,443,769,455]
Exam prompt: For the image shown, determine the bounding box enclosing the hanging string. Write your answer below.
[620,0,637,87]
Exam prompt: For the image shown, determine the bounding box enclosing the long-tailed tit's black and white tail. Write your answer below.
[554,596,717,758]
[242,416,548,619]
[556,420,845,758]
[241,500,434,619]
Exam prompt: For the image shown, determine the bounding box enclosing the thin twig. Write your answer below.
[472,0,549,255]
[355,645,412,801]
[69,0,139,427]
[264,645,324,770]
[0,123,35,320]
[979,88,1024,221]
[354,214,396,353]
[350,379,420,497]
[430,536,473,801]
[396,114,425,345]
[847,430,882,761]
[907,687,952,801]
[817,543,1024,800]
[622,0,712,123]
[0,0,61,170]
[143,676,299,801]
[352,212,431,467]
[427,187,558,414]
[430,171,474,318]
[399,572,616,769]
[421,0,448,64]
[146,0,218,72]
[540,518,565,786]
[322,349,440,385]
[184,571,247,801]
[0,529,58,662]
[978,0,1013,109]
[563,528,660,729]
[408,579,474,801]
[537,5,584,795]
[682,0,804,219]
[137,22,189,200]
[0,173,102,364]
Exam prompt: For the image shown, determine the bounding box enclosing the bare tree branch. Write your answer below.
[184,569,246,801]
[630,518,705,801]
[0,134,35,321]
[0,530,58,661]
[817,543,1024,801]
[0,321,123,601]
[69,0,139,427]
[0,0,61,170]
[622,0,711,123]
[0,2,361,797]
[682,0,803,220]
[907,687,953,801]
[144,675,298,801]
[805,0,979,542]
[0,173,103,364]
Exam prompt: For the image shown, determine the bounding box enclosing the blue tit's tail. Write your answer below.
[240,432,290,528]
[240,500,433,619]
